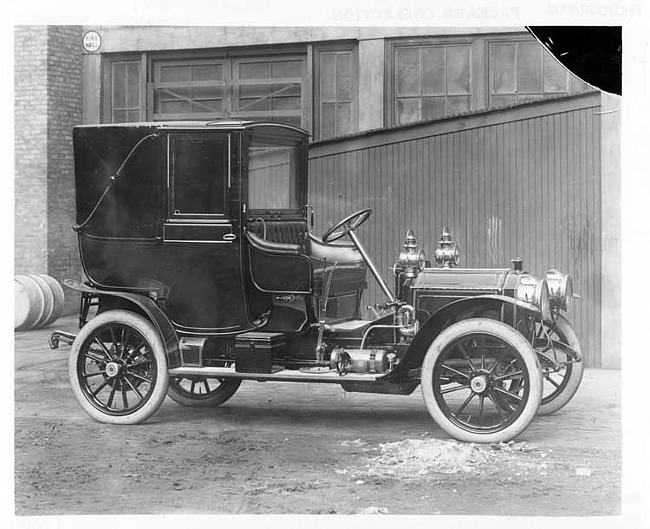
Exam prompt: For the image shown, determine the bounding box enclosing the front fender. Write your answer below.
[63,279,181,369]
[385,294,540,381]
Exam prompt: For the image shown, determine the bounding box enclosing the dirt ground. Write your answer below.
[14,316,622,517]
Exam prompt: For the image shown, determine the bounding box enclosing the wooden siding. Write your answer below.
[309,92,602,366]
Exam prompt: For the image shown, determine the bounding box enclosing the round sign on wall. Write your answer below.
[82,30,101,53]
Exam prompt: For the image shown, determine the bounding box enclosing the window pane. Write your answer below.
[160,100,191,114]
[517,43,543,93]
[239,61,271,80]
[517,94,544,104]
[446,95,470,115]
[248,137,300,210]
[240,83,272,98]
[422,96,445,120]
[126,109,140,122]
[192,85,223,101]
[543,52,568,92]
[160,65,190,82]
[336,102,352,135]
[273,96,301,111]
[490,43,516,94]
[396,48,421,96]
[191,99,221,113]
[570,75,589,92]
[336,53,352,100]
[320,53,337,100]
[126,62,140,107]
[447,46,470,94]
[172,136,228,215]
[421,47,445,95]
[113,110,127,123]
[272,60,302,78]
[321,101,336,139]
[397,98,421,125]
[111,60,141,123]
[113,63,127,107]
[491,94,516,108]
[192,64,222,81]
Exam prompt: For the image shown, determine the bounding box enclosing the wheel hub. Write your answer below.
[470,374,489,394]
[105,362,121,378]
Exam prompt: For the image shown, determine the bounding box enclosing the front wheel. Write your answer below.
[68,310,169,424]
[421,318,543,443]
[167,376,241,407]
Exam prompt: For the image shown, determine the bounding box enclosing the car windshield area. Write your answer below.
[247,131,304,215]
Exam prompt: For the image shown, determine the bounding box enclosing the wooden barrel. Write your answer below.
[14,275,45,331]
[28,275,54,327]
[14,274,66,331]
[35,274,65,326]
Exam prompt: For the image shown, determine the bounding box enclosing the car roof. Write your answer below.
[74,120,309,136]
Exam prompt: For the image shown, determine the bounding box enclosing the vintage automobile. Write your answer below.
[50,120,583,443]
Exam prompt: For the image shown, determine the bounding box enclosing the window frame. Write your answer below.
[102,53,147,124]
[385,36,477,127]
[484,34,589,108]
[145,49,308,128]
[151,58,228,121]
[313,42,359,141]
[244,128,308,218]
[167,132,232,220]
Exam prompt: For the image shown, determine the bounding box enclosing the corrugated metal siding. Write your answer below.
[309,93,602,366]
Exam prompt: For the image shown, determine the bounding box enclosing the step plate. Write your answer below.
[167,366,386,383]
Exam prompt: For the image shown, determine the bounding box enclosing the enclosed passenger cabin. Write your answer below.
[73,121,366,336]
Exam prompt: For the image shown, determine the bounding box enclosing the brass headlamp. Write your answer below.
[434,227,460,268]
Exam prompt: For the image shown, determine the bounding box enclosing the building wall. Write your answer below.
[15,27,49,274]
[309,92,603,367]
[15,25,83,314]
[599,92,621,369]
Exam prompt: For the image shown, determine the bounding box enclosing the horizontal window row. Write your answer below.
[104,35,590,139]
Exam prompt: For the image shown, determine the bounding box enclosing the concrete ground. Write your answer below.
[14,315,622,518]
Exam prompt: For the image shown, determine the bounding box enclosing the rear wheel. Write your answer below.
[69,310,169,424]
[167,376,241,407]
[421,318,543,443]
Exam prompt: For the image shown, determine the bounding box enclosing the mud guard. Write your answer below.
[62,279,181,369]
[385,294,541,382]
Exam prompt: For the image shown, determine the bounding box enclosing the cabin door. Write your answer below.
[160,132,249,333]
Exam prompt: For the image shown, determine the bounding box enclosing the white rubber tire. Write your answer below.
[421,318,543,444]
[537,315,584,415]
[167,377,241,407]
[69,310,169,425]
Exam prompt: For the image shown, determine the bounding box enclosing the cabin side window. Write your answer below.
[170,134,229,216]
[247,131,303,215]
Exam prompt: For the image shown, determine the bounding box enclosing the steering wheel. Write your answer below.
[322,208,372,243]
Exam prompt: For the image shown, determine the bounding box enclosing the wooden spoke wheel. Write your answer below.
[69,310,169,424]
[421,319,543,443]
[167,376,241,407]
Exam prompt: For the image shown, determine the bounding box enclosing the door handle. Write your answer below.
[223,233,236,241]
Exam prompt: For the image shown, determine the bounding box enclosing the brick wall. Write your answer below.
[15,26,83,315]
[15,26,49,274]
[46,26,83,314]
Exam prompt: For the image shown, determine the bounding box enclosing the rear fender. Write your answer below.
[386,294,540,380]
[64,280,181,368]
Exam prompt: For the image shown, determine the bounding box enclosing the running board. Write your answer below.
[167,366,385,384]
